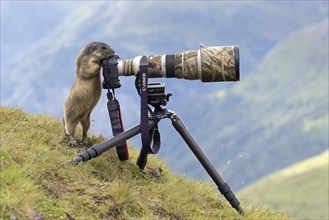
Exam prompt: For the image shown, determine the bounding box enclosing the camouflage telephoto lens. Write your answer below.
[118,45,239,82]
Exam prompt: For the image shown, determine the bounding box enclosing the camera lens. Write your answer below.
[117,45,239,83]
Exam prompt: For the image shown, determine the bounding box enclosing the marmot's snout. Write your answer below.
[100,45,115,59]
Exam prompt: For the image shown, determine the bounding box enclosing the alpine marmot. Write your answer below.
[63,41,114,147]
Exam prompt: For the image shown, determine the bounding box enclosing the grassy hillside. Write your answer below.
[0,106,288,219]
[238,150,329,219]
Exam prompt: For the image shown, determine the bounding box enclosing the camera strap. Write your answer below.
[102,56,129,161]
[107,89,130,161]
[139,56,160,155]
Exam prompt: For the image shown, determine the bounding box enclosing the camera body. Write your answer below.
[102,54,121,90]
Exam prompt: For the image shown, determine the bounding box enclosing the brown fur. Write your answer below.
[63,42,114,147]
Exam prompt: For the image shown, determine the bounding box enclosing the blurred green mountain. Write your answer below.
[162,19,328,190]
[2,1,327,121]
[238,150,329,219]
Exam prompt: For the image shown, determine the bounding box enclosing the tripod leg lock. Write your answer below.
[218,183,238,206]
[70,147,99,164]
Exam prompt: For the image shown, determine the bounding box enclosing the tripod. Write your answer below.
[69,104,245,215]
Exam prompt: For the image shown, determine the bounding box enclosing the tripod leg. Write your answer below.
[69,121,154,164]
[137,125,156,170]
[169,113,245,215]
[136,147,148,170]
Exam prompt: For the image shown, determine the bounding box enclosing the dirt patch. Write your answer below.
[100,207,122,220]
[92,195,113,206]
[151,206,181,219]
[146,166,164,181]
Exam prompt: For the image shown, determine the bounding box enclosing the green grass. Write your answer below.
[0,106,289,219]
[238,150,329,219]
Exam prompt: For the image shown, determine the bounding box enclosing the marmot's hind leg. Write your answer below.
[65,119,80,148]
[81,112,91,147]
[61,120,70,144]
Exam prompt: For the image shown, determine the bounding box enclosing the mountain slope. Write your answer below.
[0,106,289,219]
[238,150,329,219]
[161,19,329,190]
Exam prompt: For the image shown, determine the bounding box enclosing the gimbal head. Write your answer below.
[146,83,172,107]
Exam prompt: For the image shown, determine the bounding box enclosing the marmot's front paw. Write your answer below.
[69,137,82,148]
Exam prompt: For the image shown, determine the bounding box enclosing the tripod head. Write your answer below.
[147,83,172,108]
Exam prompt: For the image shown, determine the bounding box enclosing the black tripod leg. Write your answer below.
[169,114,245,215]
[136,126,155,170]
[69,120,155,165]
[69,124,141,164]
[136,147,148,170]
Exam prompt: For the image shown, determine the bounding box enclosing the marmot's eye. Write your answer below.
[89,46,97,54]
[102,46,107,50]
